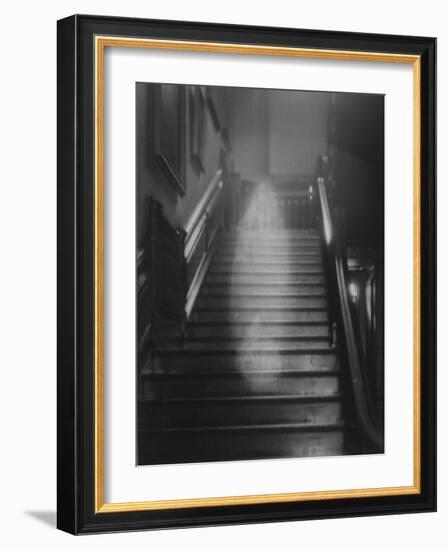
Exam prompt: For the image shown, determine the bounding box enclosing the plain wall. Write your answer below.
[136,83,227,241]
[268,89,329,176]
[227,87,270,182]
[332,93,384,244]
[0,1,444,550]
[227,88,329,182]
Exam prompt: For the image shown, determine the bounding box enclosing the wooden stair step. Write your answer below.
[141,370,339,399]
[193,308,327,323]
[222,236,320,245]
[200,284,325,296]
[210,265,323,274]
[187,321,329,338]
[197,295,327,308]
[138,397,342,429]
[206,273,325,285]
[138,426,344,464]
[212,258,322,266]
[221,238,320,246]
[215,254,321,263]
[225,229,319,238]
[216,250,321,259]
[225,231,319,235]
[150,350,337,372]
[221,244,321,250]
[142,421,343,434]
[222,239,320,248]
[166,337,331,352]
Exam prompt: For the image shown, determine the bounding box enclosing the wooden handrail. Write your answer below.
[317,176,383,451]
[184,169,225,318]
[184,169,223,238]
[317,176,332,246]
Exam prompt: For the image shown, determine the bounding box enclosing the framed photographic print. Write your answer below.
[57,14,436,534]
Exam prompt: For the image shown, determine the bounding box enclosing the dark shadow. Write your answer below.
[25,510,56,528]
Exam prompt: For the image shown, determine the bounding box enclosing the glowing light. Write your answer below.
[348,281,359,301]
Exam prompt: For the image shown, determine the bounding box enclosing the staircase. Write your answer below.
[138,228,344,465]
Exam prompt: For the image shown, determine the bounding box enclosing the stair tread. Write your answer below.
[215,257,321,263]
[221,235,320,240]
[138,432,344,464]
[194,312,328,323]
[140,421,344,434]
[142,367,339,378]
[164,337,330,347]
[198,297,327,307]
[156,347,335,355]
[201,288,326,297]
[163,343,331,352]
[139,401,342,429]
[218,246,321,251]
[140,393,341,404]
[225,230,319,234]
[188,320,328,335]
[149,351,336,373]
[189,320,328,325]
[216,251,321,257]
[226,229,318,233]
[200,294,327,298]
[195,306,327,311]
[202,283,326,290]
[205,278,325,285]
[222,238,320,245]
[213,259,322,265]
[222,242,320,248]
[209,270,323,276]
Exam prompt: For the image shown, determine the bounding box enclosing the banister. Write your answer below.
[184,169,225,319]
[184,169,223,238]
[335,250,383,450]
[317,176,332,246]
[138,170,227,359]
[317,174,383,451]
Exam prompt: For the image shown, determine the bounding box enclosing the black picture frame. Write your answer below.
[57,14,436,535]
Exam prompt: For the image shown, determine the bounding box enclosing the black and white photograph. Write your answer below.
[136,83,385,466]
[0,0,441,541]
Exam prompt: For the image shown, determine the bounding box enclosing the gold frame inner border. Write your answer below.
[94,35,421,513]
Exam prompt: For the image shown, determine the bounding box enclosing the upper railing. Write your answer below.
[316,175,383,452]
[235,179,317,230]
